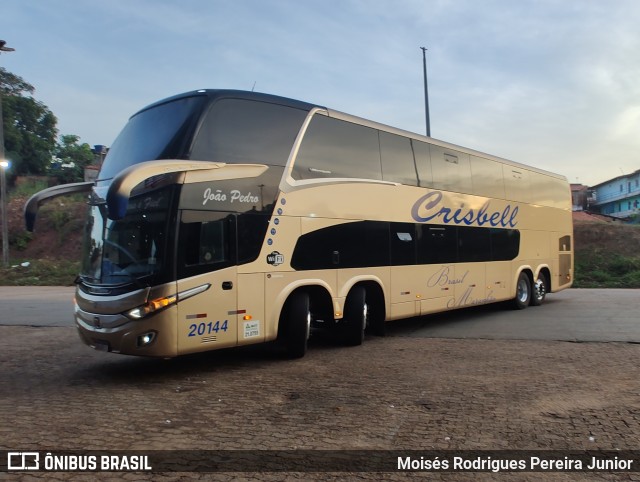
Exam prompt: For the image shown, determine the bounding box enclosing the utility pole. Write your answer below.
[1,39,15,267]
[420,46,431,137]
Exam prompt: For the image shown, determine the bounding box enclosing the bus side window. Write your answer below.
[178,211,236,278]
[529,172,551,206]
[390,223,416,265]
[379,132,418,186]
[292,115,382,181]
[291,221,389,270]
[491,229,520,261]
[414,140,433,188]
[458,226,491,262]
[191,99,308,167]
[528,172,570,208]
[503,166,531,203]
[470,156,506,199]
[237,213,270,264]
[429,146,472,194]
[417,225,457,264]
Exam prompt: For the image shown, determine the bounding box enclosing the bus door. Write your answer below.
[176,211,238,354]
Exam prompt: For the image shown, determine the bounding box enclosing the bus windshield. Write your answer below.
[98,95,207,180]
[80,185,175,286]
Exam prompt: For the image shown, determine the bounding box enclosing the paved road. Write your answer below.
[1,287,639,480]
[387,288,640,343]
[0,287,638,342]
[0,286,75,327]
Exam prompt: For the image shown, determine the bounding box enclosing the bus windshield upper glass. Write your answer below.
[98,96,207,180]
[80,185,176,286]
[80,93,309,289]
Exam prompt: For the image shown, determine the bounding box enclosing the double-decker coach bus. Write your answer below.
[25,89,573,358]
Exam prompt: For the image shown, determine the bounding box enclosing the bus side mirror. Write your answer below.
[24,181,94,232]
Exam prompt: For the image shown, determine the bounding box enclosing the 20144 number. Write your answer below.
[188,320,228,337]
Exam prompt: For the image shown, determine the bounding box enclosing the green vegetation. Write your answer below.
[573,222,640,288]
[1,67,57,176]
[2,67,95,182]
[575,253,640,288]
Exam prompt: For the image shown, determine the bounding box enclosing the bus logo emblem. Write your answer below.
[267,251,285,266]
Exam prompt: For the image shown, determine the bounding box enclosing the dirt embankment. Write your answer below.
[574,219,640,258]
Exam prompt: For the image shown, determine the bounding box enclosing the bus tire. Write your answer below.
[343,286,367,346]
[512,272,531,310]
[531,272,548,306]
[284,292,311,359]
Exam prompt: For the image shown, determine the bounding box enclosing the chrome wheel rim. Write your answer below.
[517,279,529,304]
[534,279,545,301]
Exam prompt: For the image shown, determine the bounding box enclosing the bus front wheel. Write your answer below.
[513,272,531,310]
[284,292,311,358]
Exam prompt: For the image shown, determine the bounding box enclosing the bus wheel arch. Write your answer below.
[531,268,550,306]
[512,270,533,310]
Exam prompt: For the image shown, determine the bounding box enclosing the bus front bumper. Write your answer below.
[75,304,178,357]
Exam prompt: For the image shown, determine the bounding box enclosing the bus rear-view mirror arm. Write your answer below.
[24,181,94,232]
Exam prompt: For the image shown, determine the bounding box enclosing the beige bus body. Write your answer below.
[72,103,573,358]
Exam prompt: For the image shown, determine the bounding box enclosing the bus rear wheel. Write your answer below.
[283,292,311,358]
[343,286,367,346]
[531,272,548,306]
[513,272,531,310]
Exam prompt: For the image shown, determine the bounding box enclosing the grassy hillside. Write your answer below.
[573,221,640,288]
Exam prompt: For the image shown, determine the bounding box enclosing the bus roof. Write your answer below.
[134,89,566,182]
[132,89,320,118]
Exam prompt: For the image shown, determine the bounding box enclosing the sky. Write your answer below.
[2,0,640,186]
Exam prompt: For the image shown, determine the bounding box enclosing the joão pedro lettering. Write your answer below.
[411,191,518,228]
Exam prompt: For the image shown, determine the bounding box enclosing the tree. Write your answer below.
[50,134,94,183]
[1,67,58,175]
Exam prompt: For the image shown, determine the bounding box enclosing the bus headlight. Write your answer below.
[126,295,177,320]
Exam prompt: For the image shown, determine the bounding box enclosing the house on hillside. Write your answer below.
[570,183,593,211]
[590,169,640,219]
[83,145,109,182]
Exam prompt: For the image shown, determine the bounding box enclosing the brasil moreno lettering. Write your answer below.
[411,191,518,228]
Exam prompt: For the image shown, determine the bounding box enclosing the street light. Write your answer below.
[420,46,431,137]
[1,39,15,267]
